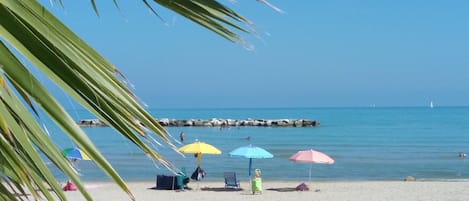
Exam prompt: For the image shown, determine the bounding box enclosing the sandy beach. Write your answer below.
[60,180,469,201]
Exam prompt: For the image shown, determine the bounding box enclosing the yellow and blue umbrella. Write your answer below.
[61,148,91,160]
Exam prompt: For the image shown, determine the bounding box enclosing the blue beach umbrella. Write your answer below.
[229,145,274,178]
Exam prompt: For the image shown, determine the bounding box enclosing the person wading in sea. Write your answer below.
[180,131,185,143]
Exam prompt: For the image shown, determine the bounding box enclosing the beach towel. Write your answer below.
[252,177,262,194]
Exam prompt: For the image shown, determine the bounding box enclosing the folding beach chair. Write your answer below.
[176,167,190,190]
[224,172,240,188]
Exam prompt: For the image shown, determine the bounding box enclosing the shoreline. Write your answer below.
[60,180,469,201]
[78,177,469,183]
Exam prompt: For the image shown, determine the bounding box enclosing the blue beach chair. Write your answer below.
[224,172,240,188]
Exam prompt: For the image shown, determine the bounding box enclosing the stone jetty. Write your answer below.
[77,118,319,127]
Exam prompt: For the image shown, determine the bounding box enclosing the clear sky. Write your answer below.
[42,0,469,108]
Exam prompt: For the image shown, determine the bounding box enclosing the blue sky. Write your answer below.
[43,1,469,108]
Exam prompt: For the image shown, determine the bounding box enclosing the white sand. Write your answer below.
[60,180,469,201]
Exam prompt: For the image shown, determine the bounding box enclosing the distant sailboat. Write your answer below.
[430,101,434,108]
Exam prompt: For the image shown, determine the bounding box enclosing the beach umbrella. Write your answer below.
[229,145,273,178]
[61,148,91,190]
[289,149,334,182]
[178,140,221,167]
[61,147,91,161]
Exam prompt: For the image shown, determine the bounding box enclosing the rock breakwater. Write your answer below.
[77,118,319,127]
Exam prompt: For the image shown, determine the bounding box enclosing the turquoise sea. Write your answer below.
[50,107,469,182]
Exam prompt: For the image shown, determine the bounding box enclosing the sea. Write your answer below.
[49,107,469,182]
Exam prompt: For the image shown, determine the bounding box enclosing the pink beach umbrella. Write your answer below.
[288,149,334,182]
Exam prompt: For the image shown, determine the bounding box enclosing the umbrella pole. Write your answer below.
[249,158,252,194]
[196,153,201,191]
[309,163,312,183]
[248,158,252,178]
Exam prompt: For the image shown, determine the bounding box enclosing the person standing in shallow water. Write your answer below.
[180,131,185,143]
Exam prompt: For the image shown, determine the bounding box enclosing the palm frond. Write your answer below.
[0,0,272,200]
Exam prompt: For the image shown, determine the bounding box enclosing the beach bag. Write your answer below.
[198,168,206,180]
[191,167,205,181]
[296,183,309,191]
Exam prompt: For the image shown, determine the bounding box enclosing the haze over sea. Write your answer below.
[50,107,469,182]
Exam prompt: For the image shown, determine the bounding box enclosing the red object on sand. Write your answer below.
[62,181,77,191]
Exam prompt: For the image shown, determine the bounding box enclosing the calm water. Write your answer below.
[50,107,469,182]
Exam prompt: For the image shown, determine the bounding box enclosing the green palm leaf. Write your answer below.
[0,0,269,200]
